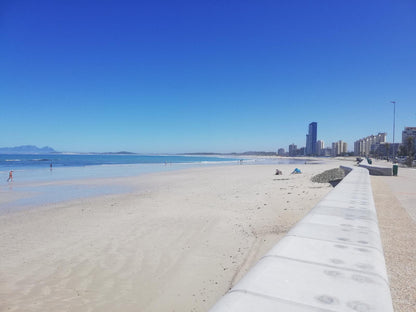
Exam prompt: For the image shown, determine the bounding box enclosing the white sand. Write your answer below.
[0,160,352,311]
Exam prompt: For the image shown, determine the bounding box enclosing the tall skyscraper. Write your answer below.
[306,122,317,156]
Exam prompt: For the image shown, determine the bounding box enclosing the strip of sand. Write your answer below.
[0,160,353,312]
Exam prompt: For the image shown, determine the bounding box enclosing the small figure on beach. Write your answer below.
[291,168,301,174]
[275,169,283,175]
[50,163,53,170]
[7,170,13,182]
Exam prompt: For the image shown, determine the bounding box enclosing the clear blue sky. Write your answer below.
[1,0,415,153]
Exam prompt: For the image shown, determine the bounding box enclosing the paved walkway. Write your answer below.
[379,166,416,222]
[371,166,416,312]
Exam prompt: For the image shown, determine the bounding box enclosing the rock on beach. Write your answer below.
[311,167,346,184]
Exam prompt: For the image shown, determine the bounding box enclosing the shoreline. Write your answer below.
[0,156,334,214]
[0,159,354,311]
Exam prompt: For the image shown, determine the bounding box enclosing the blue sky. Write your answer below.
[1,0,415,153]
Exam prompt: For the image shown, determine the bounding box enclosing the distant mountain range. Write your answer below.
[0,145,57,154]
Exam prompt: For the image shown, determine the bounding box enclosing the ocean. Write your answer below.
[0,154,239,211]
[0,154,238,170]
[0,154,240,180]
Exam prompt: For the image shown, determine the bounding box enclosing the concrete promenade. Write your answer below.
[371,165,416,312]
[210,167,394,312]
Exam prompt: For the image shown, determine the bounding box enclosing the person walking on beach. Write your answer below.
[7,170,13,182]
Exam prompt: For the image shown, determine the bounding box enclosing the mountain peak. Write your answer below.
[0,145,57,154]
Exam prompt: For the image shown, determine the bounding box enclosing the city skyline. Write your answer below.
[1,1,415,153]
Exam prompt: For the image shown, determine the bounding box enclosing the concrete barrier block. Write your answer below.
[210,291,322,312]
[287,223,383,251]
[230,257,392,312]
[300,213,380,235]
[266,236,389,282]
[359,164,393,176]
[209,166,393,312]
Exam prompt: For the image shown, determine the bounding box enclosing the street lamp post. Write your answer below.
[391,101,396,163]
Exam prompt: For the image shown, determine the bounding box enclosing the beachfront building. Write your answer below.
[373,142,401,158]
[331,140,347,156]
[316,140,324,156]
[354,133,387,156]
[402,127,416,153]
[289,144,297,156]
[277,148,285,156]
[305,122,318,156]
[322,147,332,157]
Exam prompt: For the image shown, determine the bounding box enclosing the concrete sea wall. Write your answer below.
[210,167,393,312]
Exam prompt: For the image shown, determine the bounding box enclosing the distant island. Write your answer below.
[0,145,57,154]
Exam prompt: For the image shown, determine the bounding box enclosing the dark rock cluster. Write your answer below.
[311,168,346,184]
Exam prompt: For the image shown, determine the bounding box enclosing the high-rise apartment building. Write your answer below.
[305,122,317,156]
[289,144,297,156]
[402,127,416,153]
[332,140,347,156]
[402,127,416,144]
[316,140,324,156]
[354,133,387,156]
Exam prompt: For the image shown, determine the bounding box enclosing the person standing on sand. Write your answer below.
[7,170,13,182]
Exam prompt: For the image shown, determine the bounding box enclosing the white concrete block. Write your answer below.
[210,290,332,312]
[209,166,393,312]
[232,257,392,312]
[287,223,382,251]
[266,236,388,282]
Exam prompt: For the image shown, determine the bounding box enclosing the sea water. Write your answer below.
[0,154,238,182]
[0,154,239,212]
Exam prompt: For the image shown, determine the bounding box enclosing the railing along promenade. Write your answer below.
[210,166,394,312]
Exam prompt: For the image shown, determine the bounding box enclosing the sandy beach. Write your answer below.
[0,159,363,311]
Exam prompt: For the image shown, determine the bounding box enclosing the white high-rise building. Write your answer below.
[316,140,324,156]
[332,140,347,156]
[354,133,386,156]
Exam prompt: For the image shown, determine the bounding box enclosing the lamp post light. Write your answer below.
[391,101,396,163]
